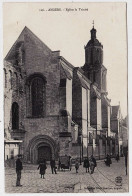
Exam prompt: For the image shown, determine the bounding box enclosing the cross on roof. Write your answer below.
[92,20,94,28]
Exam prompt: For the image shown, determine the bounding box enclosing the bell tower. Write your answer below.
[83,22,107,92]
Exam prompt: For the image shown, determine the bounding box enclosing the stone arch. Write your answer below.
[25,73,47,118]
[25,73,47,85]
[27,135,57,164]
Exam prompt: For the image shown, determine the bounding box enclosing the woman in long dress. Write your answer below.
[38,159,47,179]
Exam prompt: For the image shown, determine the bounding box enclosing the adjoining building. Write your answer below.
[4,25,127,164]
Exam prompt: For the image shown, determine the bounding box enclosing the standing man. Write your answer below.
[89,155,97,174]
[69,156,72,171]
[16,154,23,187]
[50,159,57,174]
[83,158,89,173]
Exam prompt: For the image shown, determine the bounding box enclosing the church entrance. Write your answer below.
[27,135,57,164]
[38,145,52,162]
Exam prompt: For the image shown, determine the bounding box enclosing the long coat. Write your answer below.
[16,158,23,172]
[75,161,79,169]
[50,160,56,168]
[38,163,47,175]
[83,159,89,168]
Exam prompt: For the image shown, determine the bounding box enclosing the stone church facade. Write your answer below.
[4,26,123,164]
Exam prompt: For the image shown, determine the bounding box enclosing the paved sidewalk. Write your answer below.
[5,157,129,193]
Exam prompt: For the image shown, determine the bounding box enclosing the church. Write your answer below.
[4,25,123,164]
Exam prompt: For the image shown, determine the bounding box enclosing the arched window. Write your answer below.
[90,49,93,64]
[14,72,18,89]
[4,69,7,88]
[9,70,12,89]
[31,77,45,117]
[96,49,100,63]
[12,102,19,129]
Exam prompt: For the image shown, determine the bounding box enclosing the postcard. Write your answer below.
[2,2,129,194]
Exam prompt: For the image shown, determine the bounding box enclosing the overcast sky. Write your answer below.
[3,2,127,117]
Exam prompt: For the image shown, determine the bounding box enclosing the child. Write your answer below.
[75,159,79,173]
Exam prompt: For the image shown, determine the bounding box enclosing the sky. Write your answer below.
[3,2,127,117]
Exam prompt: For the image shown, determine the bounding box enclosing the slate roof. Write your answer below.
[5,26,52,61]
[86,38,103,47]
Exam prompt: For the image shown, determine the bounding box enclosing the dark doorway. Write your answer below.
[38,146,52,163]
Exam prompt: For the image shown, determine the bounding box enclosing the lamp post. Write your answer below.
[86,89,89,159]
[86,122,89,160]
[79,135,82,165]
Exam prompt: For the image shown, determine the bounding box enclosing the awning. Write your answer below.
[4,139,23,143]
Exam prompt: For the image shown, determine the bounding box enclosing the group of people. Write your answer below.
[75,155,97,174]
[38,158,57,179]
[15,154,97,186]
[104,153,120,167]
[104,154,112,167]
[15,152,126,187]
[15,156,57,186]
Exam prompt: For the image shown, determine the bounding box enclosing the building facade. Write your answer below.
[4,26,126,164]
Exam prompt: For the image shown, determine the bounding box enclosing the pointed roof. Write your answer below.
[5,26,52,61]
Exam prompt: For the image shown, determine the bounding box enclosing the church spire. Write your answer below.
[92,20,94,28]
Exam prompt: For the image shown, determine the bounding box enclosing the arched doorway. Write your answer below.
[27,135,57,164]
[38,144,52,162]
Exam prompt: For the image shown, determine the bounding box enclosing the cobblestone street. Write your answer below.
[5,157,128,193]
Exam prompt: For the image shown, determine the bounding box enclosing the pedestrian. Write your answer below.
[105,154,112,167]
[16,154,23,187]
[75,159,79,173]
[50,159,57,174]
[89,155,97,174]
[38,159,47,179]
[69,156,72,171]
[83,157,89,173]
[116,154,119,162]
